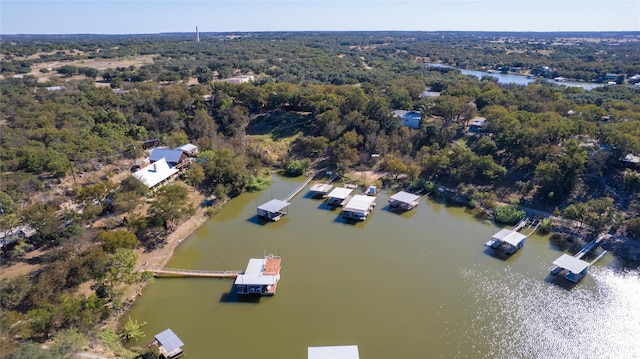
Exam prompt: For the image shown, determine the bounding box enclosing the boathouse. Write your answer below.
[342,195,376,221]
[308,345,360,359]
[154,329,184,359]
[235,255,281,295]
[551,254,589,282]
[389,191,420,211]
[257,199,290,221]
[309,183,334,198]
[485,228,527,254]
[326,187,354,206]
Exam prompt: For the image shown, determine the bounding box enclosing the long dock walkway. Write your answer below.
[281,171,319,202]
[550,234,608,274]
[145,268,243,278]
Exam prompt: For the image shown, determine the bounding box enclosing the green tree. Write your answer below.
[148,184,194,228]
[98,248,148,309]
[120,316,146,341]
[97,229,139,253]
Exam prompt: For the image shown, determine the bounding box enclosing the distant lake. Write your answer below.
[427,63,605,90]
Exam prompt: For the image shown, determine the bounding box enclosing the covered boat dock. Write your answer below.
[308,345,360,359]
[309,183,334,198]
[326,187,354,207]
[342,195,376,221]
[235,255,282,295]
[551,254,590,282]
[485,228,527,254]
[388,191,420,211]
[257,199,290,221]
[154,329,184,359]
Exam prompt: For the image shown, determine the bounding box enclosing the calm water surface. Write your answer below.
[428,63,605,90]
[129,175,640,358]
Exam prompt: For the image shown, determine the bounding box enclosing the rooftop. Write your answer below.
[389,191,420,204]
[553,254,589,274]
[492,229,527,247]
[257,199,290,213]
[149,148,185,163]
[310,183,334,193]
[132,158,178,188]
[176,143,197,152]
[327,187,354,200]
[155,329,184,354]
[235,256,281,286]
[308,345,360,359]
[343,195,376,212]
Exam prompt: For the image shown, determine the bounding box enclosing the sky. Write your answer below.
[1,0,639,35]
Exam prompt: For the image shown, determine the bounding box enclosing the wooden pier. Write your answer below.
[549,234,608,281]
[282,171,318,202]
[145,268,244,278]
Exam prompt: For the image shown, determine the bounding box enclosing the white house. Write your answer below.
[132,158,179,189]
[392,110,422,129]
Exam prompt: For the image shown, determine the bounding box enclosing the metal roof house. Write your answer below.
[388,191,420,211]
[257,199,290,221]
[154,329,184,359]
[149,148,189,170]
[175,143,198,157]
[308,345,360,359]
[392,110,422,129]
[551,254,590,283]
[485,228,527,254]
[132,158,179,189]
[326,187,354,207]
[342,195,376,221]
[235,255,281,295]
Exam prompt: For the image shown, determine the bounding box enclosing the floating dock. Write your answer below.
[235,255,281,295]
[388,191,420,211]
[257,199,290,221]
[309,183,334,198]
[326,187,355,207]
[342,194,376,221]
[152,329,185,359]
[485,217,540,255]
[549,235,608,282]
[308,345,360,359]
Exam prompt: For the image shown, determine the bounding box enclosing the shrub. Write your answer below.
[494,205,525,225]
[538,218,553,235]
[284,159,308,177]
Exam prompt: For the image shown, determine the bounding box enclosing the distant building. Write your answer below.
[45,85,67,91]
[420,90,441,98]
[142,139,160,150]
[226,75,254,84]
[392,110,422,129]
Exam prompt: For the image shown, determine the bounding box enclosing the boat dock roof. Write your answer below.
[155,329,184,354]
[552,254,589,274]
[310,183,334,194]
[343,195,376,212]
[257,199,290,213]
[308,345,360,359]
[389,191,420,204]
[492,229,527,246]
[327,187,354,200]
[235,256,281,286]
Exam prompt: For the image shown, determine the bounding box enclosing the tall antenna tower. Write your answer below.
[196,26,200,42]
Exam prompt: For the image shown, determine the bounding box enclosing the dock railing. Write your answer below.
[144,268,244,278]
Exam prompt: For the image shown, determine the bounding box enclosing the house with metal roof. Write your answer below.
[388,191,420,211]
[485,228,527,254]
[326,187,354,207]
[342,195,376,221]
[392,110,422,129]
[132,158,179,189]
[149,148,189,170]
[308,345,360,359]
[551,254,590,282]
[154,329,184,359]
[235,255,281,295]
[257,199,290,221]
[175,143,198,157]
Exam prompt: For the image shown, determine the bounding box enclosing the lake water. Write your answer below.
[428,64,605,90]
[128,175,640,358]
